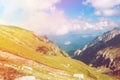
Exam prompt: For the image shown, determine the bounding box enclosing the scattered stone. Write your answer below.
[15,76,35,80]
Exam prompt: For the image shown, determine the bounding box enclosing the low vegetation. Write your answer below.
[0,25,113,80]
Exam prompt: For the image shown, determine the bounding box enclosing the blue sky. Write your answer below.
[57,0,120,20]
[0,0,120,35]
[56,0,95,19]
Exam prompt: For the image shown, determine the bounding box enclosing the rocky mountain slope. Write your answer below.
[74,28,120,77]
[0,25,113,80]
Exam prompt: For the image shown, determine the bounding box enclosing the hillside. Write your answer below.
[74,28,120,79]
[0,25,113,80]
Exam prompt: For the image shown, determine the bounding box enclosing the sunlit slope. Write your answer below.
[0,26,68,56]
[0,25,113,80]
[0,53,113,80]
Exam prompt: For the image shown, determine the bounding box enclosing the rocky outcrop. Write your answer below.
[74,49,82,56]
[74,28,120,72]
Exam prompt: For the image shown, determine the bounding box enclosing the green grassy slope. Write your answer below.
[0,25,113,80]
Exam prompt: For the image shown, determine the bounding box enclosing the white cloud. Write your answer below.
[84,0,120,16]
[84,0,120,9]
[102,9,120,16]
[94,10,102,16]
[64,41,71,45]
[0,0,70,35]
[70,18,118,31]
[0,0,85,35]
[0,0,119,36]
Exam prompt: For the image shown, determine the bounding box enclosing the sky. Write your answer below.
[0,0,120,35]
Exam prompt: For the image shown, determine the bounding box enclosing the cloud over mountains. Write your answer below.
[0,0,119,35]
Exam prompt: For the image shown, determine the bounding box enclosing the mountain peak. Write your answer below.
[88,27,120,48]
[74,28,120,78]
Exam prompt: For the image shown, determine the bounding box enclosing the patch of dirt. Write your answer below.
[0,50,68,76]
[0,66,23,80]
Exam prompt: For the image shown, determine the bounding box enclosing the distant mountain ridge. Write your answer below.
[74,27,120,76]
[47,33,96,56]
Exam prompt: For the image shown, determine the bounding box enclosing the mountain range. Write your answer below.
[47,33,98,56]
[0,25,113,80]
[74,27,120,79]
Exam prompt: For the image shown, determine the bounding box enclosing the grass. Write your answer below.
[0,25,113,80]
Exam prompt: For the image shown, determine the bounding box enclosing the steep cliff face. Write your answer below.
[74,28,120,73]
